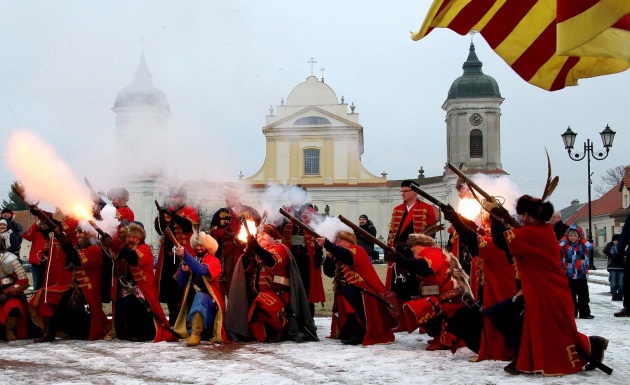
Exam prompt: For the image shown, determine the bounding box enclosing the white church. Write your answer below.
[113,44,506,251]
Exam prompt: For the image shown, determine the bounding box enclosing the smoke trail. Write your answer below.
[5,130,93,220]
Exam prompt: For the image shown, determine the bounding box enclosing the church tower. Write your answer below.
[112,52,171,249]
[443,43,505,174]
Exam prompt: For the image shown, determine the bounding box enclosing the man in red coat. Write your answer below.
[28,215,77,342]
[225,225,317,343]
[386,180,438,330]
[112,222,178,342]
[486,195,608,375]
[210,186,260,297]
[386,233,466,351]
[108,188,134,226]
[154,187,199,325]
[276,186,325,319]
[51,226,112,341]
[443,206,516,361]
[317,231,396,346]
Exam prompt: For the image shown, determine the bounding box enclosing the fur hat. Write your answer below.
[335,230,357,244]
[190,231,219,254]
[359,214,368,220]
[407,233,438,248]
[515,194,554,222]
[120,222,146,241]
[257,224,282,240]
[1,208,13,215]
[0,218,7,227]
[222,185,242,199]
[170,187,187,199]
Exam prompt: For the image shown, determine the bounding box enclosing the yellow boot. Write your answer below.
[4,316,17,342]
[186,313,203,347]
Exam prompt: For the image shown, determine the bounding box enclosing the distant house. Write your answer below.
[565,166,630,254]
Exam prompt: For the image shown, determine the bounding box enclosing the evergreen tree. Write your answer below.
[1,181,29,211]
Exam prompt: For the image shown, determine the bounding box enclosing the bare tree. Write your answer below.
[594,164,628,195]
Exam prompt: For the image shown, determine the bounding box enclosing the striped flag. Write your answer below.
[412,0,630,91]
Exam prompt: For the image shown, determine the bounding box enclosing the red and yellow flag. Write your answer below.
[412,0,630,91]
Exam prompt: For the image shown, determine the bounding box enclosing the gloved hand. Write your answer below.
[441,204,457,222]
[481,197,500,212]
[101,235,114,247]
[246,234,258,250]
[384,249,400,263]
[0,293,8,304]
[159,208,173,217]
[224,226,235,241]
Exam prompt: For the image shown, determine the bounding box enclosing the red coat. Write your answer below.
[329,244,396,346]
[401,247,459,330]
[386,200,438,331]
[22,223,48,266]
[278,205,326,304]
[128,243,178,342]
[505,224,590,375]
[475,236,516,362]
[75,245,111,340]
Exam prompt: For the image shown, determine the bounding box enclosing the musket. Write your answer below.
[87,219,110,241]
[446,163,521,228]
[11,182,70,245]
[154,199,171,296]
[337,215,394,253]
[278,208,323,238]
[164,227,181,248]
[335,277,396,310]
[118,277,184,340]
[409,183,448,211]
[84,177,107,207]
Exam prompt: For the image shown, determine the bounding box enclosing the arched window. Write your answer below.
[470,129,483,158]
[294,116,331,125]
[304,148,320,175]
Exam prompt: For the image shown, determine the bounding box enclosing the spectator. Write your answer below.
[355,214,377,261]
[614,215,630,317]
[604,234,624,301]
[548,211,569,241]
[1,208,23,253]
[560,225,593,319]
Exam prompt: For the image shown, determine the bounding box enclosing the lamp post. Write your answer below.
[561,125,616,269]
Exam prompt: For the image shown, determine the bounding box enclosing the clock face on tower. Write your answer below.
[469,113,483,126]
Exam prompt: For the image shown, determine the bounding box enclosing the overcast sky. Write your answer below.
[1,1,627,210]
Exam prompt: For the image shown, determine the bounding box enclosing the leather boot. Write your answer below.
[33,317,55,343]
[186,312,203,347]
[4,316,17,342]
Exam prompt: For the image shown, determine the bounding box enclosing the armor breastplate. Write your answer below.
[0,251,19,277]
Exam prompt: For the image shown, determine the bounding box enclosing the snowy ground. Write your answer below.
[0,276,628,385]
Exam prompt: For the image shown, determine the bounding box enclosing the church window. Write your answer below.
[304,148,320,175]
[294,116,331,125]
[470,129,483,158]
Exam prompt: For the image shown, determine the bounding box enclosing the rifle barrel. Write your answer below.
[278,208,322,238]
[409,183,446,209]
[337,215,393,252]
[446,163,493,201]
[164,227,181,248]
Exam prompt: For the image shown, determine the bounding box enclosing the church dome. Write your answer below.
[114,53,170,109]
[447,43,501,99]
[286,76,338,106]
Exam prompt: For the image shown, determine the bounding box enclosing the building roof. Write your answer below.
[447,43,501,100]
[558,199,584,222]
[286,76,338,106]
[566,182,622,224]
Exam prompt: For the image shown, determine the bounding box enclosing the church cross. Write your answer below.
[319,66,326,79]
[469,30,478,43]
[308,57,317,76]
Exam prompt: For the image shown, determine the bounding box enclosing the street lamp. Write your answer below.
[561,125,616,269]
